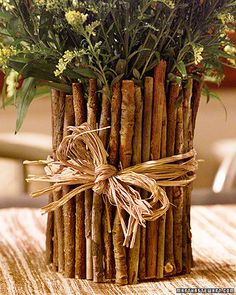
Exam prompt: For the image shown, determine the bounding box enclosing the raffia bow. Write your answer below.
[26,123,198,248]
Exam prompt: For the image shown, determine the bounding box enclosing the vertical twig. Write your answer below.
[63,95,75,278]
[45,192,54,265]
[182,78,193,273]
[105,82,122,280]
[109,81,122,166]
[86,79,97,280]
[72,83,87,279]
[51,89,65,273]
[92,88,111,282]
[152,61,167,279]
[139,76,153,280]
[147,60,167,278]
[164,82,180,276]
[113,80,135,285]
[157,92,167,279]
[128,86,143,284]
[186,78,203,273]
[173,99,184,274]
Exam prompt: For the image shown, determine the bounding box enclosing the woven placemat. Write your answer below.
[0,205,236,294]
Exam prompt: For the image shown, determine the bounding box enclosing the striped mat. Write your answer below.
[0,205,236,295]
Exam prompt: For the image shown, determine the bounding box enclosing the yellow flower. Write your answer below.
[34,0,46,6]
[192,45,204,65]
[0,46,17,68]
[224,45,236,66]
[164,0,175,9]
[6,69,18,98]
[218,13,234,25]
[34,0,64,11]
[0,0,14,11]
[54,50,78,77]
[46,0,64,11]
[85,21,100,37]
[152,0,175,9]
[65,10,88,29]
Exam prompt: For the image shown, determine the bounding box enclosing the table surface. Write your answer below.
[0,205,236,295]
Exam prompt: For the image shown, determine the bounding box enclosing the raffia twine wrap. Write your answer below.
[25,123,198,248]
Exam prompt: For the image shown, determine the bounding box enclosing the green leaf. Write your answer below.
[127,48,151,61]
[202,85,227,120]
[115,59,127,75]
[176,61,187,78]
[9,59,59,82]
[0,11,12,21]
[67,66,97,79]
[168,73,182,85]
[218,51,236,60]
[15,77,36,133]
[39,11,54,42]
[6,16,27,40]
[40,81,71,93]
[133,68,141,79]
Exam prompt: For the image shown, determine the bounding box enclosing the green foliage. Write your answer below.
[0,0,235,129]
[202,84,228,119]
[15,77,36,133]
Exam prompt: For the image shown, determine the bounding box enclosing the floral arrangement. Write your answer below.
[0,0,235,131]
[1,0,236,285]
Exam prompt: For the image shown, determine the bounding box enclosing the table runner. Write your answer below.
[0,205,236,294]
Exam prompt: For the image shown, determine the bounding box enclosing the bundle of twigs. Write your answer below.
[45,61,201,284]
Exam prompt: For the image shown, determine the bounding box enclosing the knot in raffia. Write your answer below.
[93,164,117,195]
[26,123,198,248]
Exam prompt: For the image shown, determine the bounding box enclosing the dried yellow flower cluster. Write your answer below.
[0,0,14,11]
[85,21,100,37]
[34,0,64,11]
[0,46,16,68]
[65,10,100,37]
[218,13,235,25]
[224,45,236,66]
[151,0,175,9]
[163,0,175,9]
[65,10,88,28]
[54,50,80,77]
[192,45,204,65]
[6,69,18,98]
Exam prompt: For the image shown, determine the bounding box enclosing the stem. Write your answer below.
[140,8,177,78]
[85,35,110,93]
[131,9,162,74]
